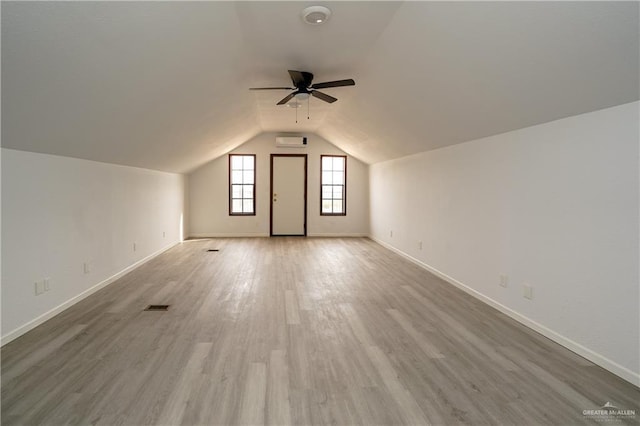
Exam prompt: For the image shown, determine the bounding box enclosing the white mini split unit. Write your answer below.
[276,136,307,147]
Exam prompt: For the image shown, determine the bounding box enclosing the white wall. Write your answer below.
[1,149,186,342]
[370,102,640,385]
[1,148,3,341]
[189,132,369,237]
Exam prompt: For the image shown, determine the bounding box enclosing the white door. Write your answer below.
[271,155,307,236]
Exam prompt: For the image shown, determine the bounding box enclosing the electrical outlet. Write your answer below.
[499,274,508,288]
[163,231,166,238]
[133,242,137,252]
[34,281,44,296]
[390,230,393,238]
[44,278,51,292]
[83,262,91,274]
[418,241,423,250]
[523,284,533,300]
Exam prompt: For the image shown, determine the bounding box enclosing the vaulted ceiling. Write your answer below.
[2,2,638,173]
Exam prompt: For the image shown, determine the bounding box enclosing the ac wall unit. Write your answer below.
[276,136,307,147]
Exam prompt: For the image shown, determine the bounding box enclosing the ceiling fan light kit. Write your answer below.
[287,92,309,108]
[301,6,331,25]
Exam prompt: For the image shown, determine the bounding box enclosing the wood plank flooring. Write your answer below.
[2,238,639,425]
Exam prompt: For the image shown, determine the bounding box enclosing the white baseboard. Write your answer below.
[369,236,640,388]
[189,233,367,238]
[1,241,180,346]
[307,233,369,237]
[188,233,269,238]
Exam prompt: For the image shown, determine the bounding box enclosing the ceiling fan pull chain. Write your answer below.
[308,96,310,120]
[296,102,298,123]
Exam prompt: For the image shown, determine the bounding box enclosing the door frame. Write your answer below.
[270,154,308,236]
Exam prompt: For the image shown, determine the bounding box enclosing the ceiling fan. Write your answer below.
[249,70,355,105]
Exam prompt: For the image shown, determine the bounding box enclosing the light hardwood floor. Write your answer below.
[2,238,638,425]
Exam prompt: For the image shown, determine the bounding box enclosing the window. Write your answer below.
[321,155,346,215]
[229,154,256,215]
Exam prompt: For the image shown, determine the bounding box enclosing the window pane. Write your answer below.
[322,171,333,185]
[232,184,242,198]
[243,184,254,199]
[332,185,343,199]
[322,156,332,170]
[231,170,243,184]
[232,199,243,213]
[322,185,332,199]
[333,171,343,185]
[322,200,333,213]
[243,170,254,184]
[333,157,345,171]
[243,199,254,213]
[243,155,254,170]
[333,200,343,213]
[231,156,243,170]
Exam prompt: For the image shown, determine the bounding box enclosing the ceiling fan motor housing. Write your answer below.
[296,72,314,89]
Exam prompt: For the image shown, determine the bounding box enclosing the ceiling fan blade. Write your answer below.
[276,92,296,105]
[311,79,355,89]
[249,87,294,90]
[311,90,337,103]
[288,70,314,88]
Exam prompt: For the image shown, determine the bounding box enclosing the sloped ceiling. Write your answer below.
[2,1,638,173]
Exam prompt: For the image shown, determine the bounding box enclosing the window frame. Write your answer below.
[228,154,256,216]
[320,155,347,216]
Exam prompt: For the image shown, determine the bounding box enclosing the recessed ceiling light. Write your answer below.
[302,6,331,25]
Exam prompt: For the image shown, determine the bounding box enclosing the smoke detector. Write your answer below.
[302,6,331,25]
